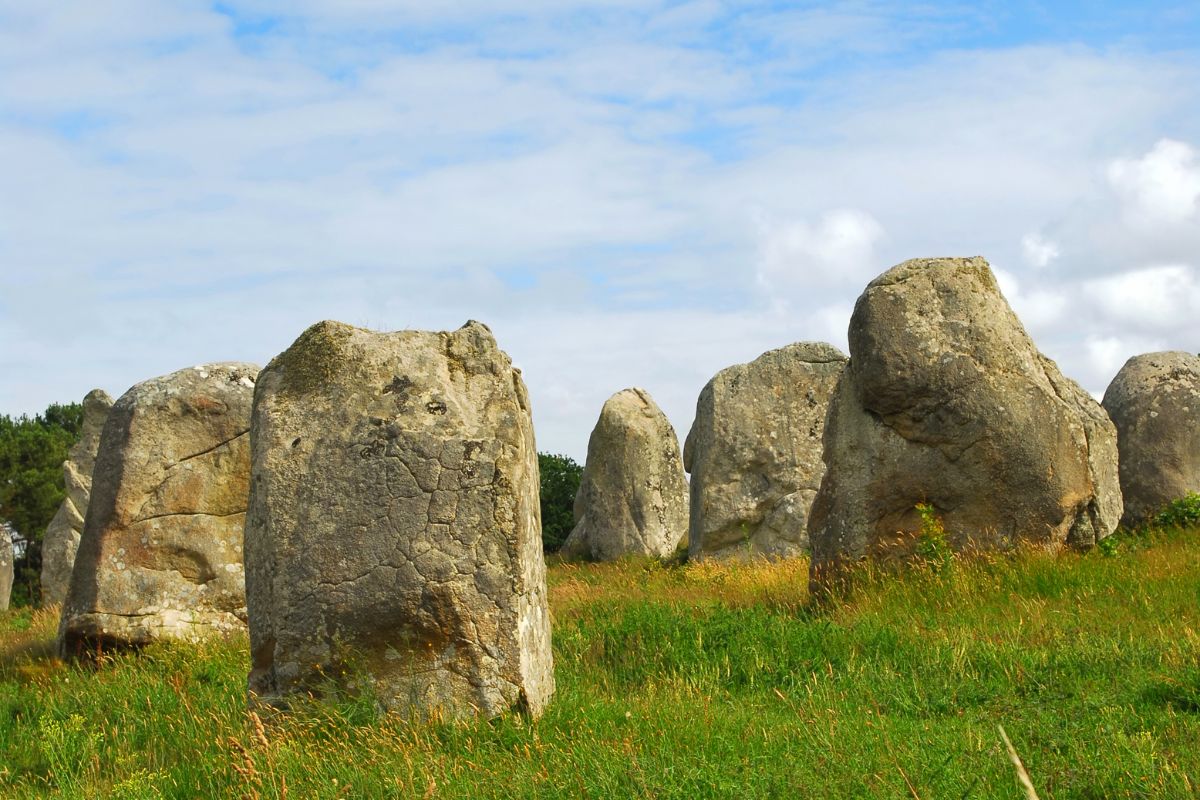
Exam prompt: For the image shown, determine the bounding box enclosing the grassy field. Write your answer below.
[1,527,1198,799]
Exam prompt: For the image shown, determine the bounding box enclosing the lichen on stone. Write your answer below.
[271,320,358,397]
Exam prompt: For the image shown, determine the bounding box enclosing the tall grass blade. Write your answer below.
[998,725,1040,800]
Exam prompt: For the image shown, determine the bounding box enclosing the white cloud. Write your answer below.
[2,6,1200,455]
[1085,334,1169,385]
[755,209,885,297]
[506,307,830,457]
[1021,233,1060,268]
[993,267,1068,333]
[993,267,1020,300]
[1086,336,1129,379]
[1107,138,1200,227]
[1081,264,1200,330]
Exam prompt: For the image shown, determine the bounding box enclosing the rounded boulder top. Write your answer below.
[560,387,688,562]
[810,256,1121,589]
[1102,351,1200,527]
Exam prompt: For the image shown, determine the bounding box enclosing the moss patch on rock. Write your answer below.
[271,320,359,398]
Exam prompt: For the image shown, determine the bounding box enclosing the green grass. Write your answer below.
[2,527,1199,799]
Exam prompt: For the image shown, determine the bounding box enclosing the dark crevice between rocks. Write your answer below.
[132,510,247,524]
[172,429,250,466]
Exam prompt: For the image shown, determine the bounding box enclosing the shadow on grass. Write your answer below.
[1142,670,1200,714]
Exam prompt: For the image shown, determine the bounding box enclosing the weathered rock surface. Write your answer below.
[1,528,12,611]
[244,320,554,720]
[41,389,114,607]
[560,388,688,561]
[683,343,847,560]
[809,257,1122,587]
[58,363,258,655]
[1102,351,1200,527]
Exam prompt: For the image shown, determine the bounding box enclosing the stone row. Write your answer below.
[29,255,1199,720]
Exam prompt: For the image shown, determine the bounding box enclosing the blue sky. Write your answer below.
[2,1,1199,458]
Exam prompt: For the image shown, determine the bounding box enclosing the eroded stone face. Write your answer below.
[560,388,688,561]
[244,320,554,720]
[41,389,113,607]
[683,342,847,561]
[809,257,1122,589]
[58,364,258,655]
[1102,351,1200,527]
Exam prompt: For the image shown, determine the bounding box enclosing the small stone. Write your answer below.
[560,388,688,561]
[0,529,13,611]
[1102,351,1200,526]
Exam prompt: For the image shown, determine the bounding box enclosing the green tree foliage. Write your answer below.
[0,402,83,605]
[538,452,582,553]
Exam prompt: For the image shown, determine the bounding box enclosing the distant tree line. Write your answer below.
[0,403,582,606]
[538,452,582,552]
[0,402,82,605]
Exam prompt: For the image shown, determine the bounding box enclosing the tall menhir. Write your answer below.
[244,320,554,720]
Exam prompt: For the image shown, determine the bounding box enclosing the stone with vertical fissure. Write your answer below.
[244,320,553,720]
[1102,351,1200,527]
[809,257,1122,590]
[58,363,258,656]
[560,388,688,561]
[41,389,113,607]
[684,343,847,561]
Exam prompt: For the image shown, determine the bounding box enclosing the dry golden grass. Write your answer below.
[0,605,63,684]
[547,554,811,621]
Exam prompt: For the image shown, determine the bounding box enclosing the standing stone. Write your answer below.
[58,363,258,655]
[245,320,554,720]
[809,257,1122,588]
[1102,352,1200,527]
[41,389,114,607]
[683,343,847,561]
[1,527,13,611]
[560,388,688,561]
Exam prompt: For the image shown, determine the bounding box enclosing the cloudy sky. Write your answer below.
[2,1,1198,460]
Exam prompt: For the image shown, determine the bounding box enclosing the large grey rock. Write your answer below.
[58,363,258,655]
[1,527,12,611]
[809,257,1122,588]
[41,389,114,607]
[683,343,847,561]
[245,320,554,720]
[560,388,688,561]
[1102,351,1200,527]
